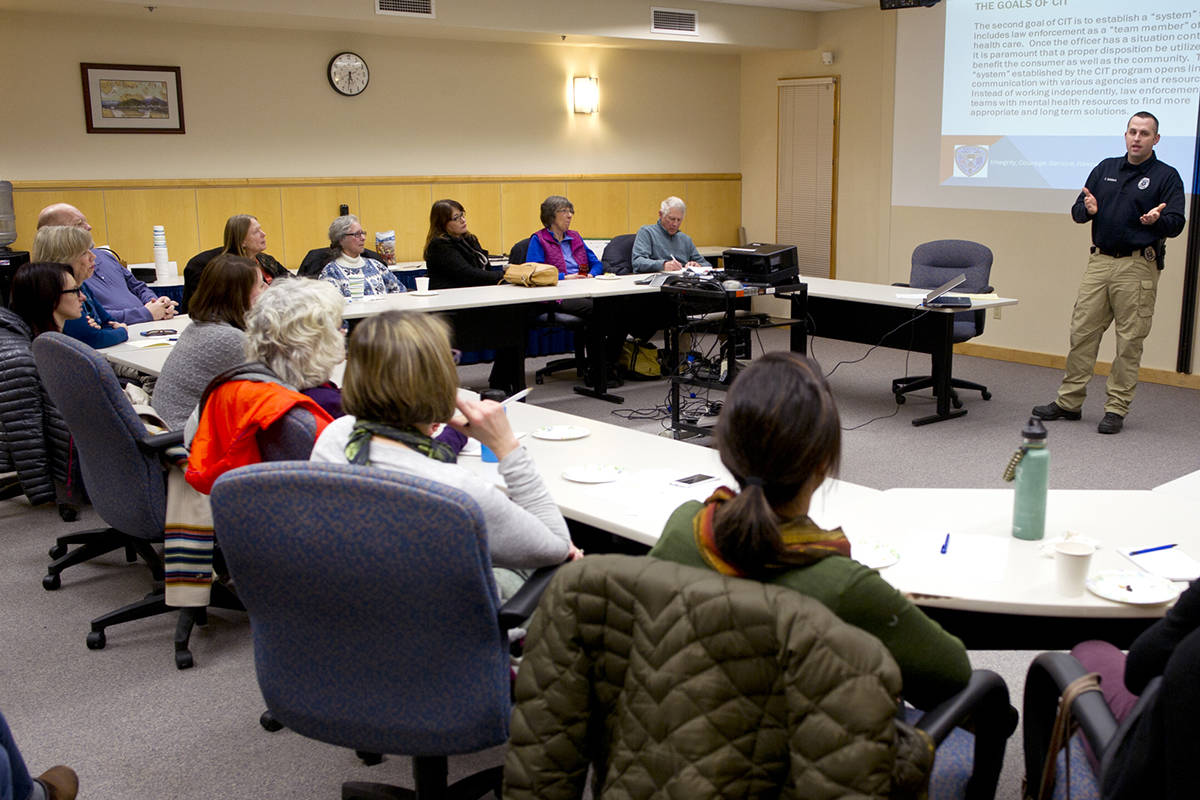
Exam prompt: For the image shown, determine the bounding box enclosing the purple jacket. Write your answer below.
[528,229,601,276]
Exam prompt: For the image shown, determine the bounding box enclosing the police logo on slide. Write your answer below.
[1138,177,1150,190]
[954,145,988,178]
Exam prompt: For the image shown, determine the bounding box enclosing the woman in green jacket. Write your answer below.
[648,351,970,710]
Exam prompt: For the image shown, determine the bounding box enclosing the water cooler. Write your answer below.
[0,181,30,308]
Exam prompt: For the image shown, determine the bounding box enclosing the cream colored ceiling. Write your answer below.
[0,0,878,51]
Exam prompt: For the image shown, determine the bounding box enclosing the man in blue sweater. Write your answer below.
[631,197,711,273]
[37,204,178,323]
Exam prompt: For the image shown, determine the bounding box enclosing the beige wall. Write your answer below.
[0,10,740,180]
[740,8,897,287]
[739,7,1193,373]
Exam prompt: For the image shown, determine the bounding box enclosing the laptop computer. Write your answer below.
[921,273,972,308]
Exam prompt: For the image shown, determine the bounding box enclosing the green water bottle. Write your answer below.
[1005,417,1049,541]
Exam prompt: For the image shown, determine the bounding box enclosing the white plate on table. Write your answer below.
[410,290,439,297]
[562,464,624,484]
[851,540,900,570]
[1086,570,1181,606]
[594,273,621,281]
[531,425,590,441]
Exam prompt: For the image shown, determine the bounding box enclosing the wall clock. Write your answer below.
[328,52,369,97]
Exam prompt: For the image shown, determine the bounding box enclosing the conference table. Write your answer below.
[463,401,1196,648]
[792,277,1019,426]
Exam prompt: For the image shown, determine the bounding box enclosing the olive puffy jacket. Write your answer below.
[504,555,934,799]
[0,308,71,506]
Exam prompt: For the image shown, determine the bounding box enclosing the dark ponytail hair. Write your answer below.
[711,351,841,575]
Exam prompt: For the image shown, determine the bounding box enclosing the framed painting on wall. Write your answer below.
[80,63,185,134]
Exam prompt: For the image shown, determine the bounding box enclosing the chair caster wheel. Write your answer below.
[534,375,544,385]
[42,573,61,591]
[951,396,964,410]
[894,394,906,405]
[981,390,992,401]
[86,630,106,650]
[356,751,383,766]
[57,504,78,522]
[175,650,194,670]
[260,711,283,732]
[48,543,67,559]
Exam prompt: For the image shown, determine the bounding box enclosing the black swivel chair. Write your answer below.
[600,233,636,275]
[892,239,994,409]
[509,238,589,385]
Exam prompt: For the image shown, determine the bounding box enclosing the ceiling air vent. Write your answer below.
[376,0,435,19]
[651,7,699,36]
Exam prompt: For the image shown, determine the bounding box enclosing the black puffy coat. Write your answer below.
[0,308,71,505]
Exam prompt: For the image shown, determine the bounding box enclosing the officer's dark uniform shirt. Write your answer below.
[1070,152,1185,257]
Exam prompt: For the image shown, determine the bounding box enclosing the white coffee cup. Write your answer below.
[414,276,430,294]
[1054,540,1095,596]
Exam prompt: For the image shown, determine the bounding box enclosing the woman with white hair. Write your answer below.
[184,278,345,494]
[318,214,404,300]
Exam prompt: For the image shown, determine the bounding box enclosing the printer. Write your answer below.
[722,243,799,286]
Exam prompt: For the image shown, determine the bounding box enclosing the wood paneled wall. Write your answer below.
[13,175,741,270]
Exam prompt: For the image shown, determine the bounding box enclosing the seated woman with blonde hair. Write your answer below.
[31,226,127,349]
[310,310,579,585]
[649,351,970,711]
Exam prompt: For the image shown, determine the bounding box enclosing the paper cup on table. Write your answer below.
[1055,540,1095,596]
[414,276,430,293]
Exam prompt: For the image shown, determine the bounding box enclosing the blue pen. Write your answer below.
[1129,543,1176,556]
[940,533,950,554]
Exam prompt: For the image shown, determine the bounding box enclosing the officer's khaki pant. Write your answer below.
[1056,252,1158,416]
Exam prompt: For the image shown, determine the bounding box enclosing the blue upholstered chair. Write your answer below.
[892,239,995,408]
[210,461,522,800]
[32,332,179,645]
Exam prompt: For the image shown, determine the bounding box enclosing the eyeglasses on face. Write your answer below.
[61,287,83,297]
[344,230,368,238]
[450,213,466,222]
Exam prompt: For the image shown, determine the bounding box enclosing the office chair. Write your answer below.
[892,239,994,409]
[599,233,636,275]
[1023,633,1196,800]
[211,461,553,800]
[32,332,178,644]
[508,238,589,385]
[506,555,1017,800]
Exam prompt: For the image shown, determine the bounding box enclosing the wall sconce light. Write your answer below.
[573,76,598,114]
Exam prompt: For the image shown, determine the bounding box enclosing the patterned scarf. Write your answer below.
[692,486,852,576]
[344,420,457,466]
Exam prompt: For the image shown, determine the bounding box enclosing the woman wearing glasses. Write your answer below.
[31,226,128,349]
[318,214,405,300]
[424,199,526,397]
[0,262,82,507]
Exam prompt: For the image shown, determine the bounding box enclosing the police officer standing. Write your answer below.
[1033,111,1185,434]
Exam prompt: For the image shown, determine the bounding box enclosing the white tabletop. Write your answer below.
[872,488,1200,617]
[459,401,882,548]
[341,273,660,319]
[802,276,1018,312]
[100,316,193,376]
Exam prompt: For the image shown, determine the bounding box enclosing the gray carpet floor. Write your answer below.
[3,329,1196,798]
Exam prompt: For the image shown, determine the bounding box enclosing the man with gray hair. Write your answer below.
[36,203,177,322]
[631,196,710,273]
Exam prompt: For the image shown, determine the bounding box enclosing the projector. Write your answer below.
[880,0,941,8]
